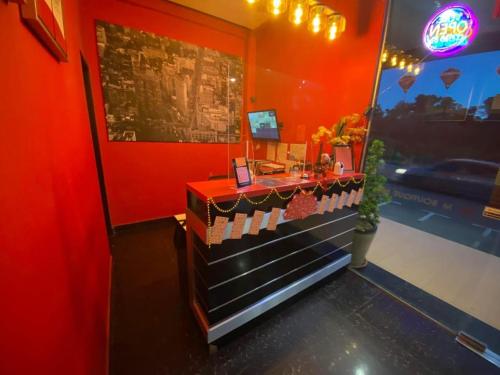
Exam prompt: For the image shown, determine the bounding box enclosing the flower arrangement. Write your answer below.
[312,111,368,146]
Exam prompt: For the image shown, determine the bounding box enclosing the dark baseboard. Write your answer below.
[113,216,175,233]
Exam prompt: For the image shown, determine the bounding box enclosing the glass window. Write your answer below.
[366,0,500,349]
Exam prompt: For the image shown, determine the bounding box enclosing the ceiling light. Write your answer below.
[289,0,309,25]
[267,0,288,16]
[326,13,346,41]
[308,5,326,34]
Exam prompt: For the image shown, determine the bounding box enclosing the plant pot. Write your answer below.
[350,224,377,268]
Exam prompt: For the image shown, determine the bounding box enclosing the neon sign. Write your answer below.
[423,4,478,56]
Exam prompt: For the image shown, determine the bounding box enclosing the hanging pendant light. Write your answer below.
[325,13,346,41]
[246,0,258,4]
[308,5,327,34]
[288,0,309,25]
[267,0,288,15]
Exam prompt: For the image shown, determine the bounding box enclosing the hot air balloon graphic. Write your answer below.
[398,74,416,93]
[440,68,461,89]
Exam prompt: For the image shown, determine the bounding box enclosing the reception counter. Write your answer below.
[185,172,365,344]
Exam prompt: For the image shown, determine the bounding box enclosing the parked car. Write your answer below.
[395,159,499,204]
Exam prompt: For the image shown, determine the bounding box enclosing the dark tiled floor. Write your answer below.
[109,219,498,375]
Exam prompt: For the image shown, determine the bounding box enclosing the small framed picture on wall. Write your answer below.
[333,145,354,172]
[19,0,68,62]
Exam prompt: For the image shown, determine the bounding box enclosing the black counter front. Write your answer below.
[186,172,365,343]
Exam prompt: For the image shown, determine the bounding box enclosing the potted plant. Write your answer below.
[350,139,390,268]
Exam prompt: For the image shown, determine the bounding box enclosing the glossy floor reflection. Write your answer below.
[110,219,498,375]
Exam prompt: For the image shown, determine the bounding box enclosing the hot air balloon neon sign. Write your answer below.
[423,4,478,56]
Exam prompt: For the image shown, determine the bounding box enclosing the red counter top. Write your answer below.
[187,172,365,203]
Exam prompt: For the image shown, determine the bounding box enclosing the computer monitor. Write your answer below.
[248,110,280,141]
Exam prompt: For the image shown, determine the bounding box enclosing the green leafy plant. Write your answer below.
[357,139,391,232]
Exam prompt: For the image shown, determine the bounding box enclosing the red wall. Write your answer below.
[253,0,386,169]
[80,0,384,226]
[79,0,252,226]
[0,1,110,375]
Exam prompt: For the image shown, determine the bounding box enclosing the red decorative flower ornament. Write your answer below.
[284,193,318,220]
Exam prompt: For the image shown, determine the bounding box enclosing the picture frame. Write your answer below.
[96,21,243,143]
[333,145,355,172]
[20,0,68,62]
[232,157,252,188]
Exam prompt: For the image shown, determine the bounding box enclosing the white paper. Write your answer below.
[337,191,348,209]
[346,190,356,207]
[327,194,339,212]
[289,143,306,162]
[276,143,288,162]
[354,188,364,205]
[318,195,328,214]
[266,142,277,161]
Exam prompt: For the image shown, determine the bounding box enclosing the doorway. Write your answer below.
[80,54,113,236]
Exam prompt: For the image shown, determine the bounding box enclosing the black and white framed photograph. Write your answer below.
[95,21,243,143]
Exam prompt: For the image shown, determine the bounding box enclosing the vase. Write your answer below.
[350,224,377,268]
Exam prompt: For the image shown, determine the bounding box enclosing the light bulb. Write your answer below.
[391,55,398,67]
[307,5,326,34]
[328,24,337,40]
[267,0,288,15]
[246,0,256,4]
[382,51,388,62]
[294,6,304,24]
[414,66,421,75]
[289,0,309,25]
[407,63,413,73]
[325,14,346,42]
[399,59,406,70]
[312,15,321,32]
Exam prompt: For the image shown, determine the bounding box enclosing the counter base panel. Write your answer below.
[194,250,351,343]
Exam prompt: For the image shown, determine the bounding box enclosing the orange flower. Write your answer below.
[312,111,368,145]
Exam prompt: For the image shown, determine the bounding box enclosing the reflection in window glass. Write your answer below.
[370,4,500,254]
